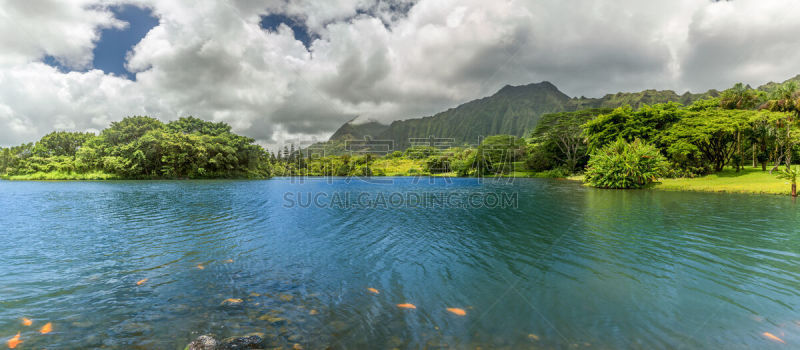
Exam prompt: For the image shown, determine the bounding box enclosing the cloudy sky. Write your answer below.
[1,0,799,148]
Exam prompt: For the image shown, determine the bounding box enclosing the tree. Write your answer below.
[663,109,750,172]
[2,116,272,179]
[583,103,685,152]
[32,131,95,157]
[101,116,164,146]
[473,135,526,175]
[166,116,232,136]
[748,111,784,171]
[761,82,800,171]
[776,166,799,197]
[531,108,610,173]
[719,83,762,110]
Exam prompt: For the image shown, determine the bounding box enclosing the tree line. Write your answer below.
[527,81,800,188]
[3,81,798,185]
[0,116,273,179]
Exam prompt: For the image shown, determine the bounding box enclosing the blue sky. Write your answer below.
[260,14,314,48]
[44,5,158,80]
[46,6,315,80]
[93,5,158,79]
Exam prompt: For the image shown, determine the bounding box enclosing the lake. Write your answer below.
[1,177,799,349]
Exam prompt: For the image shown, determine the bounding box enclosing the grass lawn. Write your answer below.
[2,171,120,180]
[371,158,427,176]
[655,167,791,195]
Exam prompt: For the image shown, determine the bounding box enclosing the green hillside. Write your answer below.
[377,82,570,149]
[317,76,794,153]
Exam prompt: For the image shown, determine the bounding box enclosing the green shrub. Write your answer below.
[537,167,570,178]
[424,156,451,174]
[584,138,668,189]
[525,149,556,172]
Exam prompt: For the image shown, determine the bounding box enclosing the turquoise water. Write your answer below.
[1,177,800,349]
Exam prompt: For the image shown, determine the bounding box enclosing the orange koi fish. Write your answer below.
[136,278,148,286]
[196,264,205,270]
[367,288,379,294]
[40,322,52,334]
[446,308,466,316]
[21,318,32,326]
[397,303,416,309]
[528,334,540,341]
[7,332,22,349]
[221,298,243,305]
[224,259,234,263]
[763,332,785,344]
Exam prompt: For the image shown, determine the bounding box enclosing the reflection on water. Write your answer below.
[1,178,800,348]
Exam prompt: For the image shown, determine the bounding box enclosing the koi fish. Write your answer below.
[40,322,52,334]
[309,309,319,315]
[528,334,540,341]
[136,278,148,286]
[221,298,243,305]
[367,288,379,294]
[446,308,466,316]
[21,318,32,326]
[397,303,416,309]
[7,332,21,349]
[196,264,205,270]
[224,259,234,263]
[763,332,785,344]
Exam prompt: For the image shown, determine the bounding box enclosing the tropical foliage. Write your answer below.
[4,79,800,193]
[584,139,668,189]
[1,116,273,179]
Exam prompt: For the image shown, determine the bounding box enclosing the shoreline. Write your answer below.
[568,167,792,196]
[3,168,793,196]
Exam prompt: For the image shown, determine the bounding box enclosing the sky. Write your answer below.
[1,0,800,149]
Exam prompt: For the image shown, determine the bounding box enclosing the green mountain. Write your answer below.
[567,89,718,111]
[319,75,797,152]
[376,82,570,149]
[328,118,389,141]
[758,74,800,92]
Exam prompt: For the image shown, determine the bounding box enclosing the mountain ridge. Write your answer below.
[316,75,798,152]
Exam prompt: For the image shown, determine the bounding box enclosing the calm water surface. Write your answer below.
[1,177,800,349]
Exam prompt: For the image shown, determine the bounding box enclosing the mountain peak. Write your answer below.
[328,117,390,141]
[495,81,565,98]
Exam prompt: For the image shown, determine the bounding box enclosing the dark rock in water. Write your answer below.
[185,335,217,350]
[186,335,265,350]
[219,335,264,349]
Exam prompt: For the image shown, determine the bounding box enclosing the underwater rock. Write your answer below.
[258,314,288,325]
[219,335,265,349]
[185,335,217,350]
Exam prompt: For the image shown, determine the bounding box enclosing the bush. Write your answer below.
[424,156,451,174]
[525,149,556,171]
[664,163,709,179]
[584,139,668,189]
[537,167,570,178]
[450,157,473,177]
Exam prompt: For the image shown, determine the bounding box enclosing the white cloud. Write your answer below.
[0,0,799,148]
[0,0,123,68]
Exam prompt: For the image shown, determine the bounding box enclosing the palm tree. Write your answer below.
[776,166,799,197]
[761,82,800,171]
[720,82,760,110]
